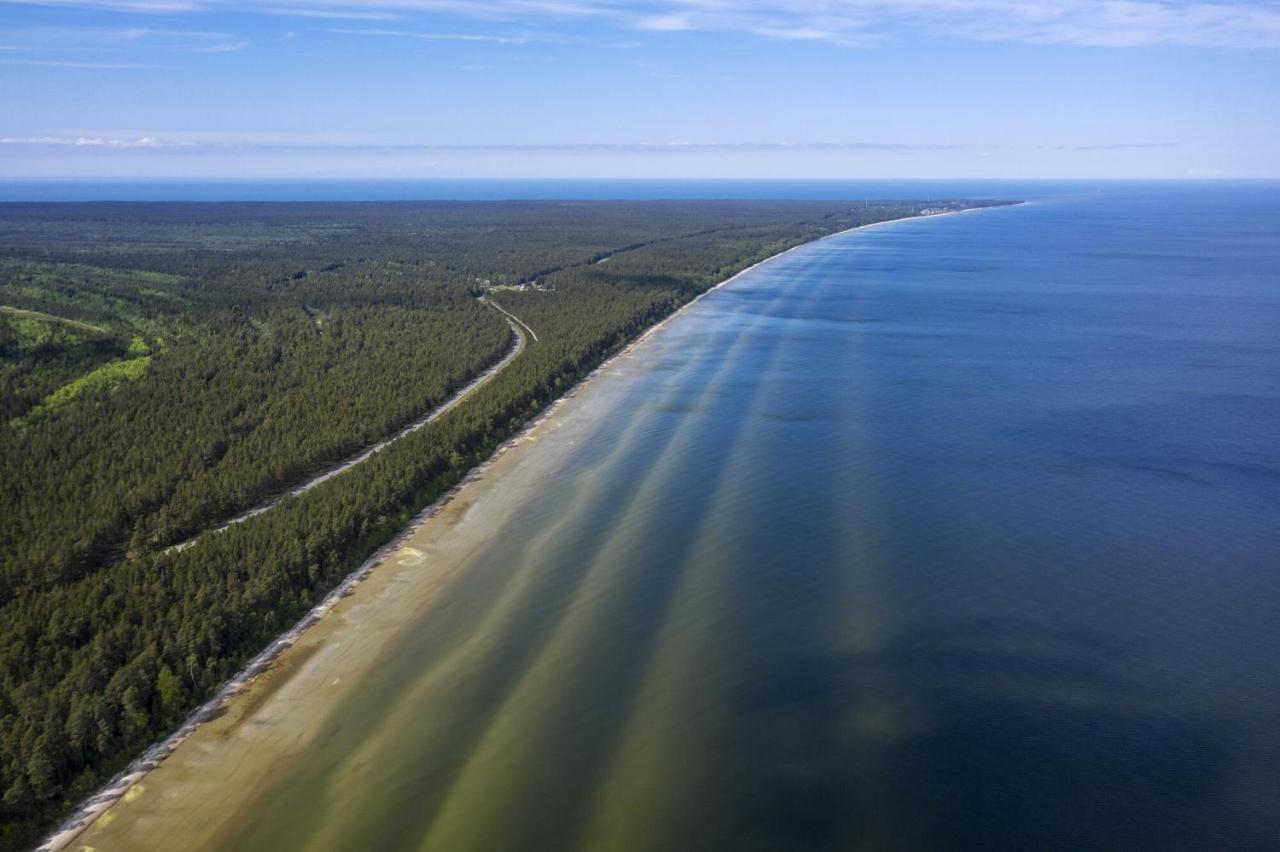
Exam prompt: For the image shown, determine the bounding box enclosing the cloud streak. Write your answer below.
[0,136,1178,152]
[0,58,158,67]
[2,0,1277,48]
[0,135,171,145]
[324,27,532,44]
[623,0,1280,49]
[193,38,249,51]
[0,25,251,52]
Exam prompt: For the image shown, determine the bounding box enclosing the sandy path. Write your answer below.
[166,307,531,554]
[484,298,539,343]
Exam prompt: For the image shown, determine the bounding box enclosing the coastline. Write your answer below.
[38,201,1015,851]
[579,202,1014,377]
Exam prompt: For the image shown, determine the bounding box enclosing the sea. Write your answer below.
[60,181,1280,851]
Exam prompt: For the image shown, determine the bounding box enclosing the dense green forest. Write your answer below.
[0,198,1003,849]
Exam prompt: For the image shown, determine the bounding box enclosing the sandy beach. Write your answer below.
[42,205,995,851]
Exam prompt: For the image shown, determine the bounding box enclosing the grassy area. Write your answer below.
[0,258,192,424]
[13,352,152,426]
[0,259,189,340]
[0,303,136,422]
[0,306,108,338]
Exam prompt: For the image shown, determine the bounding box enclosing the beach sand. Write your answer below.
[47,205,996,851]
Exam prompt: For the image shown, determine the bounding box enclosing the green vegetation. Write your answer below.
[17,351,152,426]
[0,198,1008,849]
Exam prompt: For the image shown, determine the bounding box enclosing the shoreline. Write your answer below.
[587,202,1014,370]
[37,200,1016,852]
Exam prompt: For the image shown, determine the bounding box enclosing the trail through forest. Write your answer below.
[168,305,533,553]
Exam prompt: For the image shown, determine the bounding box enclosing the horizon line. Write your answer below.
[3,176,1278,183]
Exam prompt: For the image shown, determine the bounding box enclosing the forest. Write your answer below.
[0,198,1004,849]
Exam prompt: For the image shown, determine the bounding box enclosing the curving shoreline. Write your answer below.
[38,202,1013,851]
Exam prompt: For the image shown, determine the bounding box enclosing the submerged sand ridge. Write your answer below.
[56,207,1011,852]
[56,195,1280,850]
[68,315,683,850]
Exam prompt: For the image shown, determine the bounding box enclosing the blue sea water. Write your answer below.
[504,185,1280,850]
[69,182,1280,850]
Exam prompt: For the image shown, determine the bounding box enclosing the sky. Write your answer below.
[1,0,1278,179]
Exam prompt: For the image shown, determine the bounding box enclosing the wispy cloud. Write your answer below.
[0,135,172,145]
[634,13,694,33]
[0,136,1178,152]
[0,58,157,67]
[193,38,249,51]
[3,1,1278,48]
[266,7,399,20]
[0,0,200,10]
[0,25,249,52]
[324,26,532,44]
[620,0,1280,49]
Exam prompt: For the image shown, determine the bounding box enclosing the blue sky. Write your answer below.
[1,0,1278,178]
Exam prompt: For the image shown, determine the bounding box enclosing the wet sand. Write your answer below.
[53,207,990,851]
[68,392,602,850]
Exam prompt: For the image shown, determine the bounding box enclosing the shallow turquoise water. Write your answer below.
[126,187,1280,851]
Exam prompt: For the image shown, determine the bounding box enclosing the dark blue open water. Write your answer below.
[514,186,1280,850]
[77,184,1280,851]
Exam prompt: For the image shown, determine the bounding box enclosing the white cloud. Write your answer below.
[634,13,694,32]
[324,26,532,44]
[1,0,201,9]
[0,58,158,67]
[193,38,249,51]
[0,135,170,145]
[2,0,1277,48]
[0,24,254,68]
[267,7,400,19]
[624,1,1280,48]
